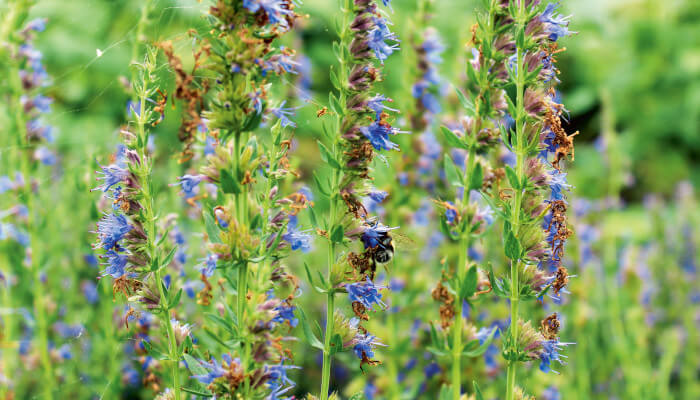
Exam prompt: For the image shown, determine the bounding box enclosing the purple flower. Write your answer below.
[367,95,398,117]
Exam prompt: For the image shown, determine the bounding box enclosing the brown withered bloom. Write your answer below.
[540,313,560,340]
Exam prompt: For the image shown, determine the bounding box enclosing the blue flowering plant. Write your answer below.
[470,1,576,399]
[296,0,404,398]
[92,48,190,400]
[166,1,309,399]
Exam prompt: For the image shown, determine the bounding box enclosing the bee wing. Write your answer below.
[391,233,416,251]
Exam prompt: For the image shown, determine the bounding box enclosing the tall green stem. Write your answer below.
[506,2,527,398]
[135,72,181,400]
[320,169,338,400]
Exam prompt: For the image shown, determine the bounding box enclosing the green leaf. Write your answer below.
[468,162,484,191]
[203,209,222,243]
[308,206,319,228]
[220,168,241,194]
[459,266,478,300]
[317,141,341,169]
[444,155,464,187]
[504,231,522,261]
[182,387,213,397]
[169,288,183,309]
[439,126,468,150]
[505,165,520,190]
[183,353,208,376]
[474,381,485,400]
[329,333,344,355]
[462,327,497,357]
[313,172,331,198]
[330,224,344,244]
[160,247,177,269]
[454,85,474,113]
[299,308,324,351]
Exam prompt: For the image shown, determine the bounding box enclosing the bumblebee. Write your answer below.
[365,231,414,279]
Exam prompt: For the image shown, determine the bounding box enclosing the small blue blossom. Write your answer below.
[282,215,313,252]
[540,3,574,42]
[352,333,384,359]
[269,100,299,128]
[548,170,571,201]
[199,254,218,277]
[100,250,128,278]
[172,174,203,199]
[243,0,294,28]
[368,17,400,63]
[96,212,132,250]
[423,362,441,379]
[191,355,229,384]
[366,95,398,117]
[360,119,400,151]
[271,303,298,327]
[94,163,129,193]
[81,281,99,304]
[346,277,387,311]
[538,339,573,373]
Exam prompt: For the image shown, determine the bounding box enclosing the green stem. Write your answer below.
[320,177,338,400]
[506,2,527,398]
[451,270,464,400]
[135,72,181,400]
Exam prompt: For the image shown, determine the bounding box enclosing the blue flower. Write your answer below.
[346,277,387,311]
[266,361,300,400]
[367,95,398,118]
[352,333,384,359]
[94,163,129,193]
[173,174,203,199]
[538,339,573,373]
[360,220,395,249]
[100,250,128,278]
[548,170,571,201]
[191,355,229,384]
[199,254,218,277]
[474,326,495,344]
[271,303,298,327]
[282,215,312,252]
[368,190,388,203]
[269,100,299,128]
[540,3,574,42]
[542,386,561,400]
[81,281,99,304]
[360,120,400,151]
[0,176,14,193]
[25,18,47,32]
[423,362,441,379]
[96,212,132,250]
[243,0,294,27]
[34,146,56,165]
[445,207,457,224]
[368,17,400,63]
